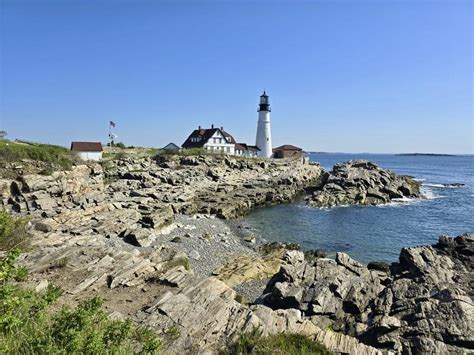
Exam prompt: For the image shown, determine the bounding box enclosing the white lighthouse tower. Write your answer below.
[255,91,272,158]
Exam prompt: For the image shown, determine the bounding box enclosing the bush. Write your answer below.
[0,250,161,354]
[225,328,332,355]
[114,142,126,149]
[0,211,29,251]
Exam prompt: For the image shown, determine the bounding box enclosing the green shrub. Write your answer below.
[0,250,162,354]
[0,211,29,251]
[225,328,332,355]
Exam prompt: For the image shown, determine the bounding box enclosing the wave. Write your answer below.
[376,196,422,208]
[422,183,445,188]
[420,186,445,200]
[422,182,465,189]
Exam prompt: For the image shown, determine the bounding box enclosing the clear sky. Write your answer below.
[1,0,472,153]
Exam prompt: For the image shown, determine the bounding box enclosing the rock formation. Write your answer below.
[306,160,421,207]
[1,155,323,248]
[0,155,470,354]
[259,234,474,354]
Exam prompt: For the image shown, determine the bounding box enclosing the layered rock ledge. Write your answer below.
[1,155,323,247]
[306,160,421,207]
[258,234,473,354]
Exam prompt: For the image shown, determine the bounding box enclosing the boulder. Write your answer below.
[307,160,421,207]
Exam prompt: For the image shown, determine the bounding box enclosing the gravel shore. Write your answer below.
[151,214,258,278]
[150,214,272,302]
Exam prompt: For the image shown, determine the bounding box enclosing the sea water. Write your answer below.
[240,153,474,264]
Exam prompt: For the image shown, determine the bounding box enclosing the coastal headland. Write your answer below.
[0,152,472,354]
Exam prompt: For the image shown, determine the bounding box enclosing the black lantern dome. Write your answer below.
[258,91,271,112]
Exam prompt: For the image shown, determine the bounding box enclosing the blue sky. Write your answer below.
[1,0,472,153]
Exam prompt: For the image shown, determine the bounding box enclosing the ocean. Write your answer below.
[240,153,474,264]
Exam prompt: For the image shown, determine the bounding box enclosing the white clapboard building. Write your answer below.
[182,125,237,155]
[70,141,103,161]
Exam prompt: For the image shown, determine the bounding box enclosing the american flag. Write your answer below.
[110,121,116,128]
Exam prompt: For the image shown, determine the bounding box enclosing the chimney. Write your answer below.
[198,125,201,129]
[211,124,214,129]
[220,126,223,131]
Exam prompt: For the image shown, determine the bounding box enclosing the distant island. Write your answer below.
[397,153,456,157]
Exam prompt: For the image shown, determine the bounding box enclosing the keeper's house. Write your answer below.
[273,144,303,159]
[182,125,236,155]
[70,141,103,161]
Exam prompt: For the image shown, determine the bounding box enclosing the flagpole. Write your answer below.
[109,121,117,147]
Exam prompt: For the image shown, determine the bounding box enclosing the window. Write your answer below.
[226,147,230,153]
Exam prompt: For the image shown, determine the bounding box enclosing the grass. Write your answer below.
[159,147,211,156]
[0,140,77,176]
[163,257,190,272]
[0,210,29,251]
[49,257,69,270]
[102,147,158,161]
[225,328,333,355]
[103,177,117,185]
[0,249,162,354]
[102,152,126,160]
[234,294,249,306]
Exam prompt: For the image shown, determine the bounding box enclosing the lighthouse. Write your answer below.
[255,91,272,158]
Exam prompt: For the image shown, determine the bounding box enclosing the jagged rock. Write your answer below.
[259,235,474,354]
[214,250,286,288]
[137,275,382,354]
[159,265,191,288]
[307,160,421,207]
[35,279,49,292]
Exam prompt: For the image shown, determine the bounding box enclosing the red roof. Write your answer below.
[273,144,302,151]
[70,142,103,152]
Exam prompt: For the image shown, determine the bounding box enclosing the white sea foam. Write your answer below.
[376,197,421,208]
[422,182,465,189]
[422,183,445,188]
[414,178,426,182]
[420,186,445,200]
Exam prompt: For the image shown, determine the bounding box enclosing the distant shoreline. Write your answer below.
[395,153,455,157]
[307,152,469,156]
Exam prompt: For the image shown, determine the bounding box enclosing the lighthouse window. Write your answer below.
[267,138,269,141]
